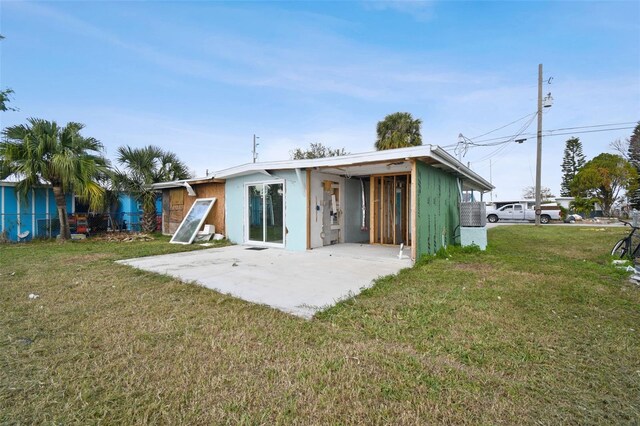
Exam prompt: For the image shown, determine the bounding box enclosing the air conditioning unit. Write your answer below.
[460,202,486,227]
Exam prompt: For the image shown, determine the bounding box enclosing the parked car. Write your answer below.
[486,203,562,224]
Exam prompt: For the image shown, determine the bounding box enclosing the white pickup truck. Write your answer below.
[486,203,562,224]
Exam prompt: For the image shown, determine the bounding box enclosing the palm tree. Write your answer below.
[375,112,423,150]
[114,145,191,233]
[0,118,108,241]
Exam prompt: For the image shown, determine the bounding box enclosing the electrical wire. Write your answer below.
[470,111,537,139]
[544,122,637,132]
[468,113,538,163]
[442,120,637,162]
[455,124,636,146]
[540,126,636,138]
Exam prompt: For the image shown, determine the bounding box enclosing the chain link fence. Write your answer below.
[1,212,161,241]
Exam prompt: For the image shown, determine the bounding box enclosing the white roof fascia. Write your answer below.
[215,145,493,192]
[150,175,214,190]
[214,145,435,179]
[428,146,494,192]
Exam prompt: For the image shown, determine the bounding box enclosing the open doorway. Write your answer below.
[309,171,344,248]
[308,169,411,249]
[370,174,411,246]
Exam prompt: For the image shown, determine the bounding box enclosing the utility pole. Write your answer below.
[535,64,543,226]
[252,134,259,163]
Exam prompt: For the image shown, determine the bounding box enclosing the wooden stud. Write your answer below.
[406,175,410,245]
[381,176,385,244]
[410,161,417,260]
[369,176,374,244]
[392,175,396,245]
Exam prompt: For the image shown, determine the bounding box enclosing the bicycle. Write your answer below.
[611,220,640,259]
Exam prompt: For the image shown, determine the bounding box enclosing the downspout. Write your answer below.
[182,182,196,196]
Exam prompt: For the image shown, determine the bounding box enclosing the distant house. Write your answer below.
[153,145,493,259]
[0,180,156,241]
[0,181,74,241]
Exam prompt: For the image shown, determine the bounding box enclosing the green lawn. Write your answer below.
[1,228,639,424]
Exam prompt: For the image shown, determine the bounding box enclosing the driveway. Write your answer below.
[117,244,412,319]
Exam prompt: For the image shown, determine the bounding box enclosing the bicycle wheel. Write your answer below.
[611,238,628,258]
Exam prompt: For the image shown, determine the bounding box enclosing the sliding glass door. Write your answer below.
[246,182,284,245]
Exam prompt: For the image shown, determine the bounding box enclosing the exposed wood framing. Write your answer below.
[392,176,396,244]
[410,160,417,261]
[369,175,375,244]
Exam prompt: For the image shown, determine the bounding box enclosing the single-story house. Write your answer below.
[153,145,493,260]
[0,180,154,241]
[0,181,74,241]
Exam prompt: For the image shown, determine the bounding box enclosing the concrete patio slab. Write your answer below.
[117,243,412,319]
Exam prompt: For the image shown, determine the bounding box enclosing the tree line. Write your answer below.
[0,118,191,241]
[560,122,640,216]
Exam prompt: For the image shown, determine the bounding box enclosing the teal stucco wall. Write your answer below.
[415,162,461,257]
[225,170,307,251]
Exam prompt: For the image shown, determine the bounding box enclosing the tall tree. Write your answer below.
[560,137,586,197]
[522,186,555,200]
[114,145,191,233]
[571,153,638,216]
[375,112,422,150]
[290,142,349,160]
[626,122,640,209]
[0,119,108,240]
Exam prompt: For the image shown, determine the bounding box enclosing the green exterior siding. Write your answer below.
[415,161,461,257]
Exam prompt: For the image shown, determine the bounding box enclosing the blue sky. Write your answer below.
[1,0,639,199]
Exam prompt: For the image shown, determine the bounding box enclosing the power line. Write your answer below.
[541,126,635,138]
[464,123,635,145]
[468,113,538,163]
[546,122,637,132]
[444,122,636,165]
[470,111,537,139]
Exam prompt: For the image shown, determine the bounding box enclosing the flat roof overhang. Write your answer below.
[214,145,494,193]
[151,176,225,190]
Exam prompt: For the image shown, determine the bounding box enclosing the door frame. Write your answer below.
[369,173,411,246]
[243,179,286,248]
